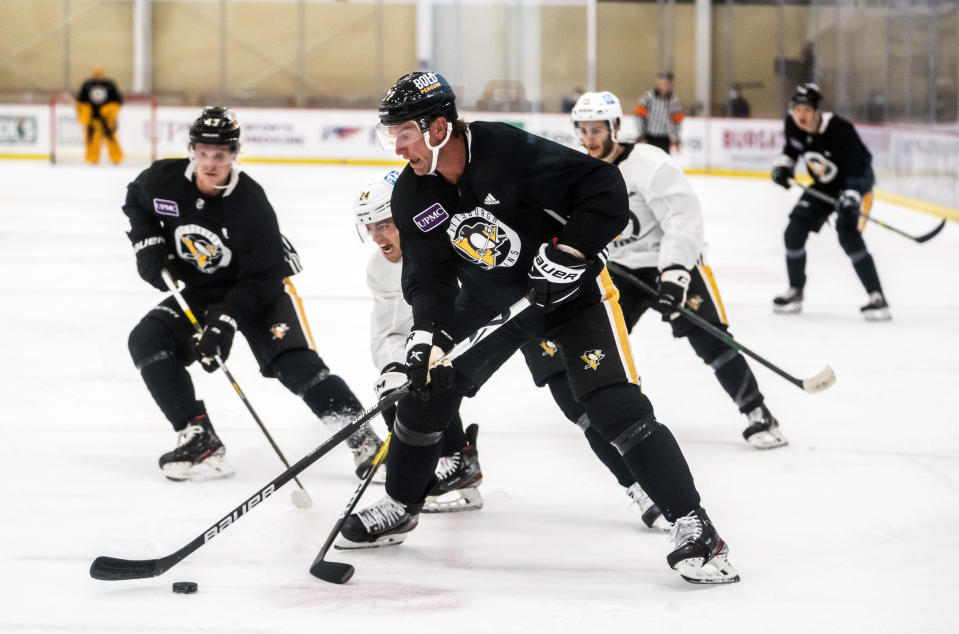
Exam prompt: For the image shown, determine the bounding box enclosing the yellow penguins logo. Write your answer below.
[270,323,290,340]
[581,349,605,371]
[175,224,232,273]
[686,295,704,311]
[539,340,558,357]
[802,151,838,183]
[447,208,521,270]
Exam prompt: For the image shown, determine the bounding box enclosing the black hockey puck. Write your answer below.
[172,581,198,594]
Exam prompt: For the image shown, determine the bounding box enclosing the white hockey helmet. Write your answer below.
[571,91,623,142]
[354,169,400,241]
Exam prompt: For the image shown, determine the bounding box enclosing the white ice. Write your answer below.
[1,160,957,633]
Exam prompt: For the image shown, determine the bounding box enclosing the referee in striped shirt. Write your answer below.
[634,71,684,154]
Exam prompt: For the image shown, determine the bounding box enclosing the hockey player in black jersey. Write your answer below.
[336,72,739,585]
[771,83,891,320]
[123,106,383,482]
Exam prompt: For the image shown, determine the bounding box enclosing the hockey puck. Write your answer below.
[172,581,198,594]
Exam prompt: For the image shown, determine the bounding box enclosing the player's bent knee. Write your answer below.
[784,220,810,250]
[393,416,443,447]
[581,382,659,450]
[128,318,180,368]
[269,348,329,394]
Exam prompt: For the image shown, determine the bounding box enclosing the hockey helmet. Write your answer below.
[354,169,400,241]
[189,106,241,152]
[571,91,623,142]
[790,83,822,110]
[378,72,458,130]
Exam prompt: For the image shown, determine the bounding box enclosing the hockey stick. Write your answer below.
[789,179,946,244]
[607,262,835,393]
[160,269,312,510]
[90,295,531,582]
[308,434,391,584]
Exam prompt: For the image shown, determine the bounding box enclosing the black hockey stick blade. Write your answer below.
[309,560,355,584]
[914,218,946,243]
[90,556,166,581]
[802,365,836,393]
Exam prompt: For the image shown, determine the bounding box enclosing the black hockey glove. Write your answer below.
[836,189,863,217]
[192,311,237,372]
[528,241,589,312]
[374,362,410,430]
[655,265,691,321]
[771,156,795,190]
[132,234,176,291]
[405,326,454,401]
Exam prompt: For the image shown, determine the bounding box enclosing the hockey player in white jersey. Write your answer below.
[571,91,787,450]
[355,170,483,511]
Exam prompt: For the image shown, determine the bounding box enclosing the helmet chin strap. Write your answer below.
[422,122,453,175]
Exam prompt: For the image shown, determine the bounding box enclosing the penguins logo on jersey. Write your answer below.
[803,151,838,183]
[687,295,704,311]
[611,210,643,248]
[175,224,232,273]
[270,323,290,340]
[447,208,521,270]
[539,340,558,357]
[581,349,605,371]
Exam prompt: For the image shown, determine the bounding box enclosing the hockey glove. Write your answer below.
[374,361,410,430]
[837,189,863,216]
[655,266,691,321]
[528,241,589,311]
[132,234,177,291]
[405,327,454,400]
[193,311,237,372]
[771,156,795,190]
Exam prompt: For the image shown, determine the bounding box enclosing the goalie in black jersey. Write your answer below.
[771,83,891,320]
[123,106,383,482]
[335,72,740,585]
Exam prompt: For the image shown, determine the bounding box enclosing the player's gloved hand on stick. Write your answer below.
[192,311,237,372]
[374,362,409,429]
[836,189,863,216]
[655,265,691,321]
[528,240,589,311]
[131,234,176,291]
[405,326,454,400]
[771,156,795,190]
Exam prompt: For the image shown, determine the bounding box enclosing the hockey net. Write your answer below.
[50,93,158,165]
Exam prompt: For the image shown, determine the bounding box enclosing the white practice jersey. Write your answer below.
[608,143,704,271]
[366,249,413,370]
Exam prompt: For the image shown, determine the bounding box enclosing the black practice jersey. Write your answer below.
[781,112,874,196]
[77,78,122,115]
[123,158,291,322]
[391,121,629,327]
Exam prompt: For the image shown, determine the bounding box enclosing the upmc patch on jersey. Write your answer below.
[153,198,180,217]
[413,203,448,232]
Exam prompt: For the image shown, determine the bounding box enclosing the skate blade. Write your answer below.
[675,553,741,585]
[863,308,891,321]
[162,456,235,482]
[422,487,484,513]
[644,516,673,532]
[333,532,409,551]
[772,304,802,314]
[746,430,789,450]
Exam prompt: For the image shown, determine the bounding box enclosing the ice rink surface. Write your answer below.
[2,160,957,633]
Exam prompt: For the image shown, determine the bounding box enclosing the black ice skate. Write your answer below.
[345,423,386,483]
[158,415,234,482]
[626,483,671,531]
[334,494,422,550]
[667,508,740,585]
[860,291,892,321]
[423,423,483,513]
[742,404,788,450]
[772,287,803,314]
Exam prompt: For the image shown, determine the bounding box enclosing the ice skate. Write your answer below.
[346,424,386,483]
[742,404,788,450]
[626,483,671,531]
[159,415,234,482]
[334,494,421,550]
[860,291,891,321]
[667,508,740,585]
[772,287,803,314]
[423,424,484,513]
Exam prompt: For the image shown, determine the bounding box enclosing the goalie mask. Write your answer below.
[571,91,623,143]
[376,72,458,174]
[354,169,399,241]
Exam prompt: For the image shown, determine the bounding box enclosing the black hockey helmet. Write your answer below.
[189,106,240,152]
[790,83,822,109]
[378,72,458,131]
